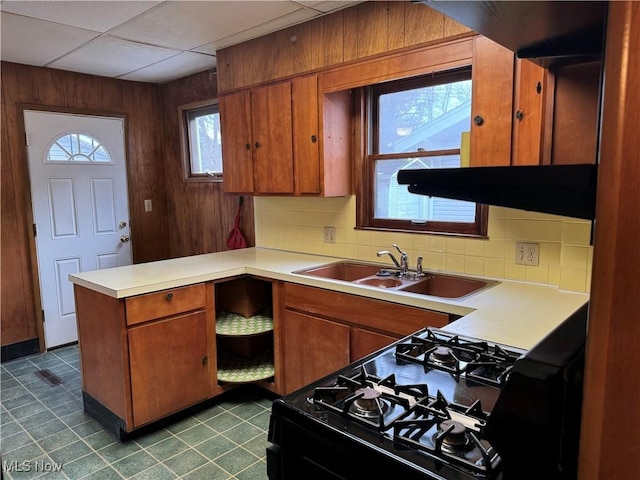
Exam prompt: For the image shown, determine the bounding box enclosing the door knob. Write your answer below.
[120,235,130,243]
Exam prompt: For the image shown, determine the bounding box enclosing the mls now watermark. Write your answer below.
[3,459,63,473]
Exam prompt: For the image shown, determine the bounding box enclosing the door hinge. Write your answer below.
[25,132,31,146]
[42,309,45,322]
[33,223,37,237]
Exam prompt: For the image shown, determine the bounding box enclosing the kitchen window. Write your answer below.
[358,68,487,236]
[180,101,223,182]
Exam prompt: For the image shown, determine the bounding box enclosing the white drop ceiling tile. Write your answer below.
[0,12,99,66]
[110,1,301,51]
[0,0,162,32]
[207,7,318,51]
[49,36,179,78]
[119,51,216,84]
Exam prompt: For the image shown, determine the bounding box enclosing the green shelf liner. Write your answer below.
[217,351,274,383]
[216,311,274,336]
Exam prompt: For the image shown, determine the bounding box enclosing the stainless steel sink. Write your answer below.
[293,261,393,282]
[294,261,498,299]
[355,277,404,288]
[399,274,497,299]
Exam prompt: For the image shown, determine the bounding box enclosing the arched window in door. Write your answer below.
[46,132,112,163]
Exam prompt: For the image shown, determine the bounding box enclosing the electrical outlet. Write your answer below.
[323,226,336,244]
[515,242,539,266]
[144,199,152,212]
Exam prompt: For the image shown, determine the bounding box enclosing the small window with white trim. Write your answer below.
[180,101,223,182]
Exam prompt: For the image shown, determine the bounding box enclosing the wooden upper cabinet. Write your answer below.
[549,62,601,165]
[220,75,352,197]
[470,36,515,166]
[219,90,254,193]
[292,75,320,194]
[252,82,295,194]
[512,59,548,166]
[220,83,294,194]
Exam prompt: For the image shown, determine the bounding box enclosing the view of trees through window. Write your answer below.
[187,105,222,177]
[370,70,478,229]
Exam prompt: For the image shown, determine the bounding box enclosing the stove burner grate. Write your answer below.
[392,393,500,476]
[310,368,429,431]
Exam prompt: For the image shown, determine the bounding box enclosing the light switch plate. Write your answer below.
[515,242,539,266]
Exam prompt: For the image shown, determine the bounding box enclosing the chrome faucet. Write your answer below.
[376,250,401,269]
[416,256,424,277]
[392,244,409,276]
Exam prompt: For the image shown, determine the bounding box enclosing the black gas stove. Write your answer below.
[267,304,588,480]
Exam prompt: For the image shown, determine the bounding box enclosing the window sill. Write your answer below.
[354,225,488,240]
[183,176,223,184]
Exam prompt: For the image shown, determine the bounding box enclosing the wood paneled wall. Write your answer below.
[1,62,255,351]
[157,70,254,257]
[216,1,471,92]
[1,62,170,349]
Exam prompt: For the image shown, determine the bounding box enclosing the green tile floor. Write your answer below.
[1,345,274,479]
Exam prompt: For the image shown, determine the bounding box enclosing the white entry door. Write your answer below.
[24,110,132,348]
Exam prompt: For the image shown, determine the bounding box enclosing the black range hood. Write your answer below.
[420,1,607,68]
[397,164,597,220]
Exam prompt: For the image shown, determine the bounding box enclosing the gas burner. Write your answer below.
[436,420,473,454]
[428,346,458,368]
[350,387,388,418]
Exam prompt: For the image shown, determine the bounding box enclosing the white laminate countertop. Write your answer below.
[69,247,589,350]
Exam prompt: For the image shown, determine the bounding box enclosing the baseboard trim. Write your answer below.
[1,338,40,363]
[83,391,128,441]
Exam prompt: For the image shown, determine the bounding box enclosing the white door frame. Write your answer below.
[20,106,132,350]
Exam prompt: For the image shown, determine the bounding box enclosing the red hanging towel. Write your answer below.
[227,197,248,250]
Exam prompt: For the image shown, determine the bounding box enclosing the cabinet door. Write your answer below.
[471,36,514,166]
[252,82,294,193]
[350,328,398,362]
[511,59,547,166]
[219,91,254,193]
[128,311,210,427]
[292,75,320,194]
[283,310,350,393]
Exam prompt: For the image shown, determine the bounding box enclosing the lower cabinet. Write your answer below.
[128,311,211,427]
[214,277,278,393]
[74,276,454,436]
[281,283,451,393]
[74,281,215,438]
[350,328,398,362]
[282,310,350,393]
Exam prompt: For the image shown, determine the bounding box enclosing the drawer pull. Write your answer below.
[166,293,173,301]
[202,356,208,366]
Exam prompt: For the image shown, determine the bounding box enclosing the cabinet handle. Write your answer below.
[536,81,542,94]
[311,135,317,143]
[254,141,261,149]
[202,356,208,366]
[245,143,251,150]
[473,115,484,126]
[515,110,524,121]
[166,293,173,301]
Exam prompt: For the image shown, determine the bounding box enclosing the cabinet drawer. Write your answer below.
[126,283,206,326]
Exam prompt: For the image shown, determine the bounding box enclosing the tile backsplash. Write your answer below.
[254,196,593,293]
